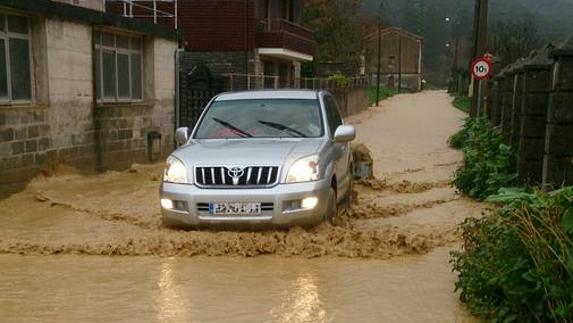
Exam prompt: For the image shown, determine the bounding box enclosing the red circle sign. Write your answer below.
[471,57,493,80]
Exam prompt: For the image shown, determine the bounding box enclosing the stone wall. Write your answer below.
[517,66,551,184]
[331,87,369,118]
[0,15,177,197]
[500,74,515,143]
[543,55,573,187]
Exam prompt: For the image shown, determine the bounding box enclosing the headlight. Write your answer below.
[163,156,188,183]
[286,155,320,183]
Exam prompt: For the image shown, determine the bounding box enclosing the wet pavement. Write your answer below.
[0,91,482,322]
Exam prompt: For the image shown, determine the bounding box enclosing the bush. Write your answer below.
[453,96,471,113]
[328,74,350,88]
[452,187,573,322]
[449,117,475,149]
[452,118,518,200]
[368,84,397,105]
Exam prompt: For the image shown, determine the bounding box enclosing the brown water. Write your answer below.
[0,248,474,323]
[0,91,481,322]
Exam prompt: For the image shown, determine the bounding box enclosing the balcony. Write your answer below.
[256,19,316,61]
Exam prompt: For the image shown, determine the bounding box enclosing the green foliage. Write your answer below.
[301,0,362,66]
[452,118,518,200]
[451,187,573,322]
[328,74,351,88]
[367,84,397,105]
[452,96,470,113]
[449,117,474,149]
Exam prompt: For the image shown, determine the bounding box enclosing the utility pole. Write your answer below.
[376,21,382,106]
[398,34,402,93]
[470,0,488,117]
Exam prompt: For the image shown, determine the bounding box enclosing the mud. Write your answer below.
[0,91,480,322]
[0,92,483,260]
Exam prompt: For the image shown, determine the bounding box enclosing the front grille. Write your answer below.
[195,166,280,187]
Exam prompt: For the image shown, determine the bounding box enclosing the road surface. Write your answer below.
[0,91,483,322]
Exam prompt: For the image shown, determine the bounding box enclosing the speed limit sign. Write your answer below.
[471,57,493,80]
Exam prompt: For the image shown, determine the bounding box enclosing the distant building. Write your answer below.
[106,0,317,87]
[364,27,423,91]
[0,0,179,196]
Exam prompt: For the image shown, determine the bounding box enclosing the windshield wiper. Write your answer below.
[258,120,307,138]
[212,118,253,138]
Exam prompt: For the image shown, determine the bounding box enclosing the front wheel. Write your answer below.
[322,187,338,224]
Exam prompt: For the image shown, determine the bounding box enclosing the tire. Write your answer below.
[342,176,354,208]
[322,187,338,224]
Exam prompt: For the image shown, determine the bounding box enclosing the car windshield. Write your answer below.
[194,99,324,139]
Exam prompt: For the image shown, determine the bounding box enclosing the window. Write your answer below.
[95,31,143,102]
[194,99,324,139]
[0,13,32,102]
[324,95,342,138]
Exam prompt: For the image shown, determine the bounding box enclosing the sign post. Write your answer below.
[470,55,493,119]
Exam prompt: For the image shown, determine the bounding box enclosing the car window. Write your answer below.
[324,95,343,138]
[194,99,324,139]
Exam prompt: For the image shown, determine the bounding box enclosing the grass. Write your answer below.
[368,84,398,106]
[452,96,471,113]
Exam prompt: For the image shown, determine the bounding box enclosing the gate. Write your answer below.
[178,62,224,129]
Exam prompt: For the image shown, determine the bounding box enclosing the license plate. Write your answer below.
[210,202,261,215]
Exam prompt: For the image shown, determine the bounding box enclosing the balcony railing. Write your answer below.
[256,19,316,56]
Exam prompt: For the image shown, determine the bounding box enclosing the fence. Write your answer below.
[223,73,369,92]
[485,38,573,188]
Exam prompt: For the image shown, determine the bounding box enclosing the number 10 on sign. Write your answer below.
[471,57,493,118]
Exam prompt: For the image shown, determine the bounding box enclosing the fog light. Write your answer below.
[302,197,318,210]
[160,198,174,209]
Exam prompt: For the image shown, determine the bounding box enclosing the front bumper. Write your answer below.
[160,179,331,228]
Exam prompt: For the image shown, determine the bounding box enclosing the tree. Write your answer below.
[301,0,362,70]
[489,12,543,68]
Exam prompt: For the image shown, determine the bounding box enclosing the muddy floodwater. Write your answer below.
[0,248,473,323]
[0,91,483,322]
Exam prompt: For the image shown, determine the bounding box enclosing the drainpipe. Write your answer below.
[175,48,183,131]
[244,0,249,75]
[91,24,103,172]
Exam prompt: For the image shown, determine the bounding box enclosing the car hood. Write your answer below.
[173,138,326,168]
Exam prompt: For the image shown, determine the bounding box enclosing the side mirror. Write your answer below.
[333,125,356,143]
[175,127,190,146]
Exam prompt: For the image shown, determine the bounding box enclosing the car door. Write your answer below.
[324,94,351,199]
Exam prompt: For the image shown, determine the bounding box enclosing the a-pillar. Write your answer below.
[543,38,573,187]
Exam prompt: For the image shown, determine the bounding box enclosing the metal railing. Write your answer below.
[224,74,369,92]
[258,19,314,40]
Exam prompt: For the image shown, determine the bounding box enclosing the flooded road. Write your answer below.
[0,248,473,323]
[0,91,482,322]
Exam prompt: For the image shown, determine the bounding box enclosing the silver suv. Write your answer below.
[160,90,356,228]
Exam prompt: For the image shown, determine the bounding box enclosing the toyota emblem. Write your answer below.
[227,167,245,185]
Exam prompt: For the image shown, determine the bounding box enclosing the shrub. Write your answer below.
[368,84,397,105]
[328,74,350,88]
[452,118,518,200]
[449,117,475,149]
[451,187,573,322]
[453,96,471,113]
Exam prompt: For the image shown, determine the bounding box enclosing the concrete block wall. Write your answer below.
[0,15,177,197]
[543,55,573,187]
[490,79,503,127]
[517,66,551,184]
[510,72,525,146]
[500,74,515,143]
[95,37,177,171]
